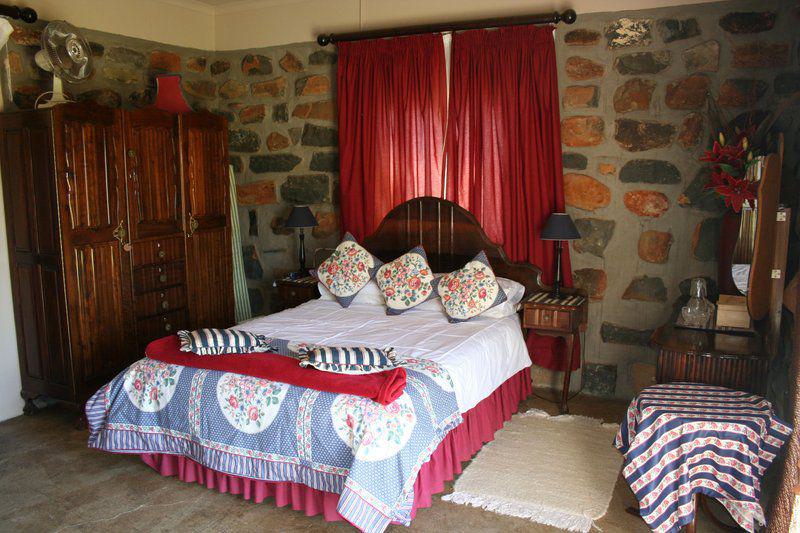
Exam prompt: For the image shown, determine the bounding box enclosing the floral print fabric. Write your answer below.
[375,246,436,314]
[87,349,462,533]
[330,392,417,461]
[432,251,507,322]
[122,359,182,412]
[216,373,289,433]
[315,232,382,307]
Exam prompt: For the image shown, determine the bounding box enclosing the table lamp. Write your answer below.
[540,212,581,299]
[285,205,318,278]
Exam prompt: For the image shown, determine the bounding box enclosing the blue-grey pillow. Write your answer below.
[299,346,397,374]
[177,328,273,355]
[431,251,507,323]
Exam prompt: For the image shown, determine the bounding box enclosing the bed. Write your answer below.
[86,197,547,532]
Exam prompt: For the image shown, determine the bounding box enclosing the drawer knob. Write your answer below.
[161,300,169,309]
[159,274,167,283]
[158,250,166,258]
[164,323,172,332]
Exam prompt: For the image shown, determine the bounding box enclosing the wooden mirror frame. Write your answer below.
[362,196,548,296]
[747,149,783,320]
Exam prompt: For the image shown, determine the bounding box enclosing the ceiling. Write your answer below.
[188,0,244,5]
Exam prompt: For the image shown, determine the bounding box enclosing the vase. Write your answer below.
[681,278,715,328]
[717,210,741,295]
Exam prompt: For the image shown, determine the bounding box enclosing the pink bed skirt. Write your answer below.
[141,367,531,524]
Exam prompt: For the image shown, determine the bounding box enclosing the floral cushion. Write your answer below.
[375,245,436,315]
[432,251,507,323]
[314,232,383,307]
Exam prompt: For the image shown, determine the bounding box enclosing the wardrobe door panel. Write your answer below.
[180,112,234,329]
[0,111,73,401]
[52,104,136,395]
[123,108,182,240]
[186,226,232,327]
[71,243,132,383]
[12,262,43,380]
[39,263,70,388]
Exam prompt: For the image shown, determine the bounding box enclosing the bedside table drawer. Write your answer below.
[276,277,320,310]
[523,306,573,332]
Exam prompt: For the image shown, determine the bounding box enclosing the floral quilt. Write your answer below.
[86,344,461,533]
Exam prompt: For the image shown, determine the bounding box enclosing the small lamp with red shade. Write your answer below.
[154,75,192,113]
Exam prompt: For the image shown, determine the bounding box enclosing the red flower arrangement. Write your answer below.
[699,140,746,169]
[698,132,757,213]
[697,91,800,213]
[703,168,757,213]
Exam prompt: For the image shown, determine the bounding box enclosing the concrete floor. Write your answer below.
[0,392,733,532]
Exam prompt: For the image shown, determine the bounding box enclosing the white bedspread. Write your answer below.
[237,300,531,412]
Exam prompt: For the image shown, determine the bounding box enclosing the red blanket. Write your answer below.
[145,335,406,405]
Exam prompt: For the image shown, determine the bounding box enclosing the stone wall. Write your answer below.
[212,46,340,314]
[552,0,800,398]
[1,0,798,398]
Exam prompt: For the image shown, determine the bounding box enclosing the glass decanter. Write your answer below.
[681,278,715,328]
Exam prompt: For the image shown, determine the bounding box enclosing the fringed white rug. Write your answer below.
[442,409,623,532]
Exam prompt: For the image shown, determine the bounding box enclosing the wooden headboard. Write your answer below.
[362,197,548,296]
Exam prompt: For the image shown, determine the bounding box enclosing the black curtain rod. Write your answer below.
[0,4,37,23]
[317,8,576,46]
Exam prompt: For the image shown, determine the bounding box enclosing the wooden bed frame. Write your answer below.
[362,196,549,296]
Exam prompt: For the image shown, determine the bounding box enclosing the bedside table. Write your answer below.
[652,324,767,395]
[275,276,319,311]
[521,290,588,414]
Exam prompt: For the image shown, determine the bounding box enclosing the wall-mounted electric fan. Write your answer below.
[34,20,92,108]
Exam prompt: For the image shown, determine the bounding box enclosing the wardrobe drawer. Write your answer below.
[134,261,185,293]
[135,285,187,318]
[136,309,188,344]
[132,236,185,267]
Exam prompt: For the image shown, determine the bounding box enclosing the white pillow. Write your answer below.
[482,277,525,318]
[317,279,386,306]
[415,276,524,319]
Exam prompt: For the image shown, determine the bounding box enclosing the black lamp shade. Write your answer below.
[285,205,318,228]
[540,212,580,241]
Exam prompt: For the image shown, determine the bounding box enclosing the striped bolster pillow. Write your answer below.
[177,328,272,355]
[299,346,397,375]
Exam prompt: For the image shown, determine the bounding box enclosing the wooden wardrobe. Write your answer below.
[0,102,235,412]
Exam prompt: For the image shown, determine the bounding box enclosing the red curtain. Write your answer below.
[445,25,578,371]
[337,34,447,241]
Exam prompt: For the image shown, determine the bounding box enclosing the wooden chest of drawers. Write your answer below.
[133,236,189,349]
[276,276,320,311]
[132,236,185,266]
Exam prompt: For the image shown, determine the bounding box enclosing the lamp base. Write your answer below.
[550,240,564,301]
[550,285,563,300]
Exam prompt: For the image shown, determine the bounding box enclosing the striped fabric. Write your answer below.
[229,165,252,323]
[299,346,397,375]
[526,292,585,307]
[177,328,272,355]
[615,382,792,532]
